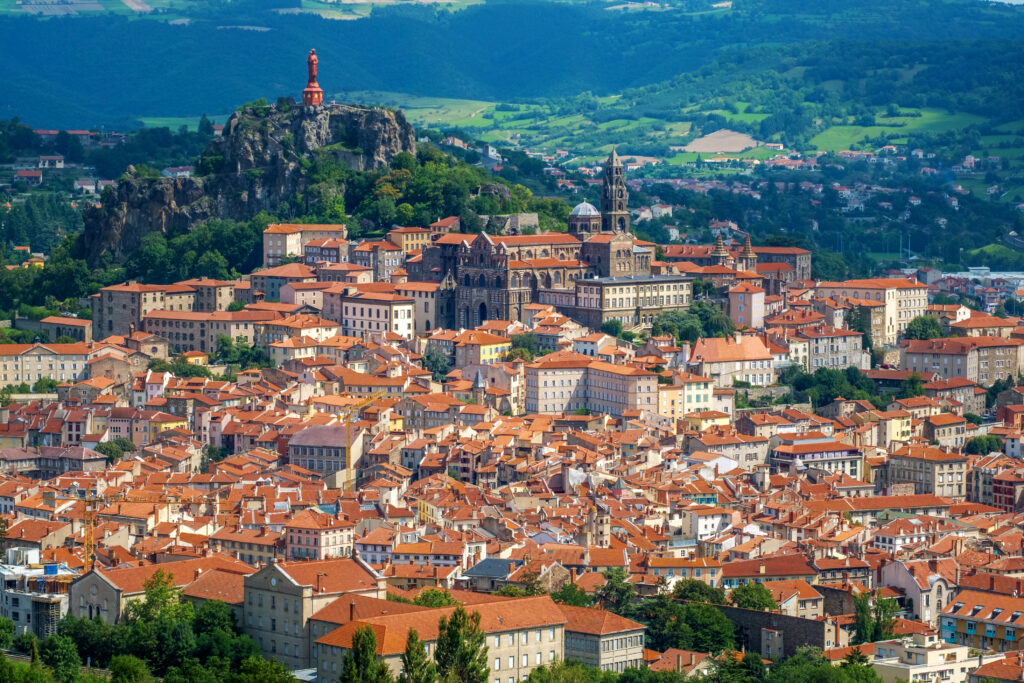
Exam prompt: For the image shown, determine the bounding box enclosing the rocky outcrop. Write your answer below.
[81,101,415,265]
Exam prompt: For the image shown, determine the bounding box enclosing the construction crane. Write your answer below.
[335,389,386,491]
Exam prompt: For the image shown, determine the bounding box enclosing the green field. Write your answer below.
[809,109,988,151]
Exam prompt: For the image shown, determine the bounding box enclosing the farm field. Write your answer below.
[808,109,988,151]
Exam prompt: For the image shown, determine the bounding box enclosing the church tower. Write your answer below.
[712,234,730,266]
[737,234,758,272]
[601,149,630,233]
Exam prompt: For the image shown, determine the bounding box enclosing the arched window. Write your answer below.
[553,272,561,284]
[511,274,520,288]
[495,276,504,289]
[541,249,550,258]
[464,275,471,287]
[478,274,487,287]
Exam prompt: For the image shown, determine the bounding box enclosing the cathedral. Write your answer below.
[407,150,656,329]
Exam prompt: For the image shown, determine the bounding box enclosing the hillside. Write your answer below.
[79,99,416,264]
[2,0,1024,128]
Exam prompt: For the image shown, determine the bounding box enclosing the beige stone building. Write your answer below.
[525,350,658,416]
[178,278,236,312]
[689,334,776,388]
[0,341,122,389]
[263,223,347,267]
[395,281,443,335]
[242,557,384,670]
[386,226,431,254]
[314,596,566,683]
[91,281,196,337]
[322,287,416,340]
[815,278,928,346]
[560,605,646,673]
[882,445,967,499]
[141,310,279,354]
[901,336,1024,385]
[69,556,254,624]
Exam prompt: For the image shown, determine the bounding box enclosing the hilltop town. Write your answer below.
[4,136,1024,682]
[5,52,1024,683]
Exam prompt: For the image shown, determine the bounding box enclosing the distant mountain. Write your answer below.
[2,0,1024,127]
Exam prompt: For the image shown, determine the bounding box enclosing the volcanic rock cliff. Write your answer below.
[81,101,416,265]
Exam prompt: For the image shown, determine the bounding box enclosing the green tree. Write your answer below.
[596,568,636,616]
[853,592,898,644]
[110,655,154,683]
[965,434,1003,454]
[842,646,870,668]
[672,579,727,604]
[0,616,14,649]
[340,625,394,683]
[228,656,297,683]
[414,589,458,608]
[550,583,593,607]
[94,441,124,464]
[198,115,214,138]
[41,634,81,683]
[511,333,541,358]
[895,372,925,399]
[399,628,437,683]
[683,602,735,654]
[422,346,452,382]
[729,583,778,611]
[600,319,623,337]
[904,316,943,340]
[434,606,489,683]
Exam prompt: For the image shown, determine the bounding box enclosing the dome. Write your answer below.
[570,201,600,217]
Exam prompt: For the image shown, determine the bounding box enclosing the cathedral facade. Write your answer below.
[407,150,667,329]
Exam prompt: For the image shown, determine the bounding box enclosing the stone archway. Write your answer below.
[478,302,488,324]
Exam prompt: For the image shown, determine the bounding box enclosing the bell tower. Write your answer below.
[601,149,630,233]
[302,49,324,107]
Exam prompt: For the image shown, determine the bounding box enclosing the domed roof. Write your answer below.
[570,201,600,217]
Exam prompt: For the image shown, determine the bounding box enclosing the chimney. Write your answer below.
[194,568,202,580]
[676,654,682,671]
[349,600,355,622]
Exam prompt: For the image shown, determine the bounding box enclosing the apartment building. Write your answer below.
[752,246,812,280]
[454,330,512,367]
[211,526,284,566]
[0,342,119,389]
[395,281,443,334]
[141,310,279,354]
[762,580,824,620]
[901,336,1024,385]
[881,445,968,499]
[303,238,349,266]
[524,351,658,417]
[769,432,863,477]
[815,278,928,346]
[795,325,869,371]
[728,283,765,329]
[386,226,431,254]
[91,281,195,337]
[941,589,1024,651]
[561,605,646,673]
[262,223,347,267]
[543,273,693,331]
[177,278,236,312]
[249,263,318,302]
[314,596,566,682]
[284,509,355,560]
[689,334,776,388]
[242,557,384,670]
[657,371,714,422]
[352,240,404,282]
[647,557,723,589]
[923,413,969,450]
[286,425,366,488]
[872,631,1003,683]
[321,288,416,340]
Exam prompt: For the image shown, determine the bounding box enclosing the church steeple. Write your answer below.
[601,149,629,233]
[737,234,758,272]
[712,233,730,266]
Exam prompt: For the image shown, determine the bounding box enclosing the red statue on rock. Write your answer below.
[302,49,324,106]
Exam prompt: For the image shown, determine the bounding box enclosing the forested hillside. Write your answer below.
[2,0,1024,127]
